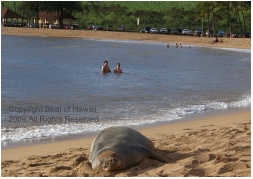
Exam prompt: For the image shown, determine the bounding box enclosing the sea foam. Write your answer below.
[2,93,250,144]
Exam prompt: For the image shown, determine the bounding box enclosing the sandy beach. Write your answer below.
[1,27,251,50]
[1,27,251,177]
[1,109,251,177]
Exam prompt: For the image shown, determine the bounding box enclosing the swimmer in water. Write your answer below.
[101,60,111,74]
[114,63,123,74]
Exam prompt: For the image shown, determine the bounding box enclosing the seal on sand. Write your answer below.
[89,126,168,171]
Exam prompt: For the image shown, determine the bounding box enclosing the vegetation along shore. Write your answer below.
[2,1,251,37]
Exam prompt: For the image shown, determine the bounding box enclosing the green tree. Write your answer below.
[40,1,83,29]
[19,2,42,27]
[240,1,251,34]
[196,2,211,34]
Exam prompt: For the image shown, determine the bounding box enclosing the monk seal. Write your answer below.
[89,126,168,172]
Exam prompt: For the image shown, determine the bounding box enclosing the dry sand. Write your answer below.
[1,27,251,49]
[1,109,251,177]
[1,27,251,177]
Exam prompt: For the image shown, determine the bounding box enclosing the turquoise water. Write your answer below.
[1,35,251,146]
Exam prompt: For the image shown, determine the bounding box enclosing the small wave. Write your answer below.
[67,45,80,48]
[1,93,250,143]
[161,93,251,122]
[229,93,251,108]
[85,38,167,46]
[211,47,251,53]
[1,119,156,143]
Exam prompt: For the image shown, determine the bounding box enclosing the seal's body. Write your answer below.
[89,126,167,171]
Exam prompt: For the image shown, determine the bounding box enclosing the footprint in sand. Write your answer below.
[195,153,216,163]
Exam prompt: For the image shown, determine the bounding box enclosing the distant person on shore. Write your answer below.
[101,60,111,74]
[211,36,219,43]
[180,44,182,48]
[114,63,123,74]
[176,43,178,48]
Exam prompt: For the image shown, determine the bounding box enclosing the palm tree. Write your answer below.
[240,1,251,34]
[230,1,242,36]
[197,2,217,36]
[197,2,211,33]
[217,1,231,37]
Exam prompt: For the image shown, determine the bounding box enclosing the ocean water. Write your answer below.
[1,35,251,147]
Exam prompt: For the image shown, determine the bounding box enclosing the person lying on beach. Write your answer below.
[101,60,111,74]
[114,63,123,74]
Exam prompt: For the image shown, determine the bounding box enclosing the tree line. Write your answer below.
[2,1,251,37]
[197,1,250,37]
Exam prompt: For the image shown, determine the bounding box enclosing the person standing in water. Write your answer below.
[101,60,111,74]
[114,63,123,74]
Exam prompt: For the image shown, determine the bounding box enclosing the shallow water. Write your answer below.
[1,35,251,146]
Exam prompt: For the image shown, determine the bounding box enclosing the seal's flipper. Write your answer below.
[142,147,170,163]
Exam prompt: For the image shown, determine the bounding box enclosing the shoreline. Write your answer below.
[2,109,251,176]
[1,108,249,152]
[1,27,251,50]
[1,107,249,150]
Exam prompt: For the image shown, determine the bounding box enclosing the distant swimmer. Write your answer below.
[180,44,182,48]
[101,60,111,74]
[114,63,123,74]
[176,43,178,48]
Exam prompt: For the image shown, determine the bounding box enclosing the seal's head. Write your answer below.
[92,149,124,171]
